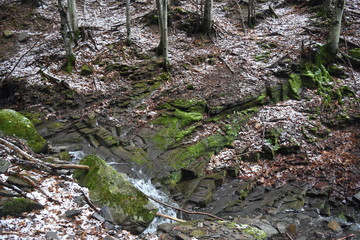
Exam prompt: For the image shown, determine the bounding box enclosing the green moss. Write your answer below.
[349,48,360,59]
[0,198,43,217]
[241,224,267,240]
[73,155,156,229]
[0,109,46,153]
[190,230,205,237]
[80,64,93,76]
[19,111,43,125]
[64,53,76,74]
[288,74,302,100]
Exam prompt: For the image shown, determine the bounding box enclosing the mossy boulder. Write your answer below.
[0,197,44,217]
[73,155,157,234]
[0,109,47,153]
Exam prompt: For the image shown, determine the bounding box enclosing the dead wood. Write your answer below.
[267,53,289,68]
[156,212,186,222]
[0,137,89,172]
[146,194,226,221]
[218,56,235,74]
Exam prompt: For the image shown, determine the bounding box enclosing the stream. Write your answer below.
[69,150,178,234]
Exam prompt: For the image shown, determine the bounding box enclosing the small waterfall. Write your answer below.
[69,151,179,233]
[128,177,179,234]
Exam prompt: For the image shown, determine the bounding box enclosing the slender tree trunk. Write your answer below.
[202,0,213,35]
[58,0,75,73]
[328,0,346,56]
[126,0,131,45]
[156,0,163,55]
[162,0,169,70]
[68,0,79,41]
[248,0,256,28]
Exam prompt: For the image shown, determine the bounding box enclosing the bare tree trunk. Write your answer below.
[156,0,169,70]
[126,0,131,45]
[202,0,213,35]
[248,0,256,28]
[328,0,346,56]
[159,0,169,70]
[58,0,75,73]
[156,0,163,55]
[68,0,79,41]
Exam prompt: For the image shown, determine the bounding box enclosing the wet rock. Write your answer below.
[327,220,342,232]
[18,32,29,42]
[64,209,82,218]
[3,30,13,38]
[45,231,59,240]
[157,220,267,240]
[94,127,119,147]
[353,192,360,203]
[254,219,279,236]
[73,155,157,234]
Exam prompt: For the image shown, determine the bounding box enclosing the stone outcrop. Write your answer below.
[73,155,157,234]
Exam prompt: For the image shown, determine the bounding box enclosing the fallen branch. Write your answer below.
[0,138,89,172]
[39,69,75,92]
[156,212,186,223]
[286,232,294,240]
[82,191,100,212]
[0,181,27,197]
[267,53,289,68]
[146,194,225,221]
[218,56,235,74]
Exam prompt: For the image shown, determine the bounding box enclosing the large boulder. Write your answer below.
[73,155,157,234]
[0,109,47,153]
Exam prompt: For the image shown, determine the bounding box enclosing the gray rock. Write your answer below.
[100,206,114,222]
[353,192,360,202]
[0,158,10,173]
[18,32,29,42]
[45,231,59,240]
[64,209,82,218]
[92,212,105,223]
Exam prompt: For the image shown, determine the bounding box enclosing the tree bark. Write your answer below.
[328,0,346,56]
[126,0,131,45]
[156,0,169,70]
[58,0,75,73]
[248,0,256,28]
[202,0,213,35]
[68,0,79,41]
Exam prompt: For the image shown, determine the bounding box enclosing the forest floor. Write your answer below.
[0,0,360,239]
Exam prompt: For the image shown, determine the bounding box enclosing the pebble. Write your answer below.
[327,220,342,232]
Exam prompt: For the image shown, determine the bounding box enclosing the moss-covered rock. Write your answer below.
[73,155,157,234]
[80,64,93,76]
[0,109,47,153]
[0,197,44,217]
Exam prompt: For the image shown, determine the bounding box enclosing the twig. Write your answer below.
[156,212,186,222]
[146,194,226,221]
[267,53,289,68]
[1,38,42,86]
[286,232,294,240]
[82,191,100,212]
[342,35,357,84]
[235,1,247,34]
[218,56,235,74]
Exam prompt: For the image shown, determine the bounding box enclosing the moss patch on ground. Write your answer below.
[0,109,47,153]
